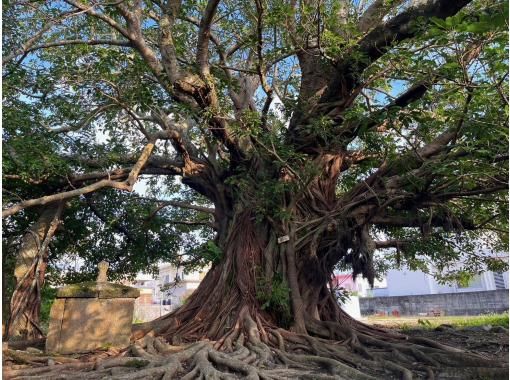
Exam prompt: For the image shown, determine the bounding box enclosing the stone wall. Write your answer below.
[360,289,509,316]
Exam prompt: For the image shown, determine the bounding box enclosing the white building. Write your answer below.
[367,243,509,297]
[379,267,509,297]
[130,264,208,309]
[335,249,509,298]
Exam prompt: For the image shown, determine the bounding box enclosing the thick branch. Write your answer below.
[293,0,472,129]
[346,128,458,202]
[70,166,182,183]
[370,214,476,230]
[255,0,273,129]
[3,141,157,218]
[159,0,182,83]
[352,0,472,69]
[196,0,220,76]
[26,39,132,54]
[358,0,405,33]
[374,239,410,249]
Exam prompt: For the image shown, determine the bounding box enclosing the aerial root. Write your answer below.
[3,330,381,380]
[305,319,509,379]
[3,349,81,366]
[3,318,509,380]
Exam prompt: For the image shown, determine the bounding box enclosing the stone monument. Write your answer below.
[45,261,140,354]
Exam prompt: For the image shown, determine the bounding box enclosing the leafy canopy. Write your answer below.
[2,0,508,285]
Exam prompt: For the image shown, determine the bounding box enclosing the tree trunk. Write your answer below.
[6,202,64,341]
[127,201,507,379]
[134,187,367,347]
[6,176,502,379]
[133,154,372,341]
[126,161,508,379]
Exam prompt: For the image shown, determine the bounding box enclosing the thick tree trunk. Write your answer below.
[7,185,505,379]
[133,155,368,342]
[125,161,504,379]
[6,202,64,341]
[134,209,272,344]
[134,204,364,345]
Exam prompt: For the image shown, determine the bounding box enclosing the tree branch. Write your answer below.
[3,140,157,218]
[302,0,472,127]
[370,214,476,230]
[2,10,82,66]
[374,239,410,249]
[85,195,138,243]
[255,0,273,130]
[196,0,220,76]
[358,0,405,33]
[64,0,131,39]
[43,104,116,133]
[167,219,215,229]
[158,0,182,83]
[147,200,215,214]
[26,39,132,54]
[353,0,472,69]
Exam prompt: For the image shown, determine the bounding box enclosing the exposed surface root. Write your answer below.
[4,318,509,380]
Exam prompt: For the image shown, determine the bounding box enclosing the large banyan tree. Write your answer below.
[2,0,509,378]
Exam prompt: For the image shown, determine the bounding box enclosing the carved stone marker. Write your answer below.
[97,260,109,282]
[45,262,140,354]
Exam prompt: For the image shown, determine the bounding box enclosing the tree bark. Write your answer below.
[6,202,64,341]
[134,158,363,344]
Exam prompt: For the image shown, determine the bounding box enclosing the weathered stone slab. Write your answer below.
[45,299,66,352]
[56,282,140,299]
[46,298,135,354]
[46,261,139,354]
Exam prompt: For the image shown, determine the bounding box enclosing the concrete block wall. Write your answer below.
[360,289,509,316]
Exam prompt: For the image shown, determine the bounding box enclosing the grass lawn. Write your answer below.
[365,312,509,330]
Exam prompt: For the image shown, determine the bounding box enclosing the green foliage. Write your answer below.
[2,0,508,319]
[39,285,58,333]
[430,1,508,34]
[372,227,509,285]
[332,287,351,305]
[256,272,292,327]
[196,240,223,266]
[46,191,199,284]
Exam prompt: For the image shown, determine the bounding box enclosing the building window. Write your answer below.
[494,272,506,289]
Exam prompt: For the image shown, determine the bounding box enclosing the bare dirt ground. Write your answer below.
[365,314,509,360]
[403,326,509,362]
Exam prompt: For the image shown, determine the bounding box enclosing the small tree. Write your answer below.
[3,0,508,377]
[3,191,212,339]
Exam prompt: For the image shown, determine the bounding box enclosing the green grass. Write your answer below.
[367,312,509,330]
